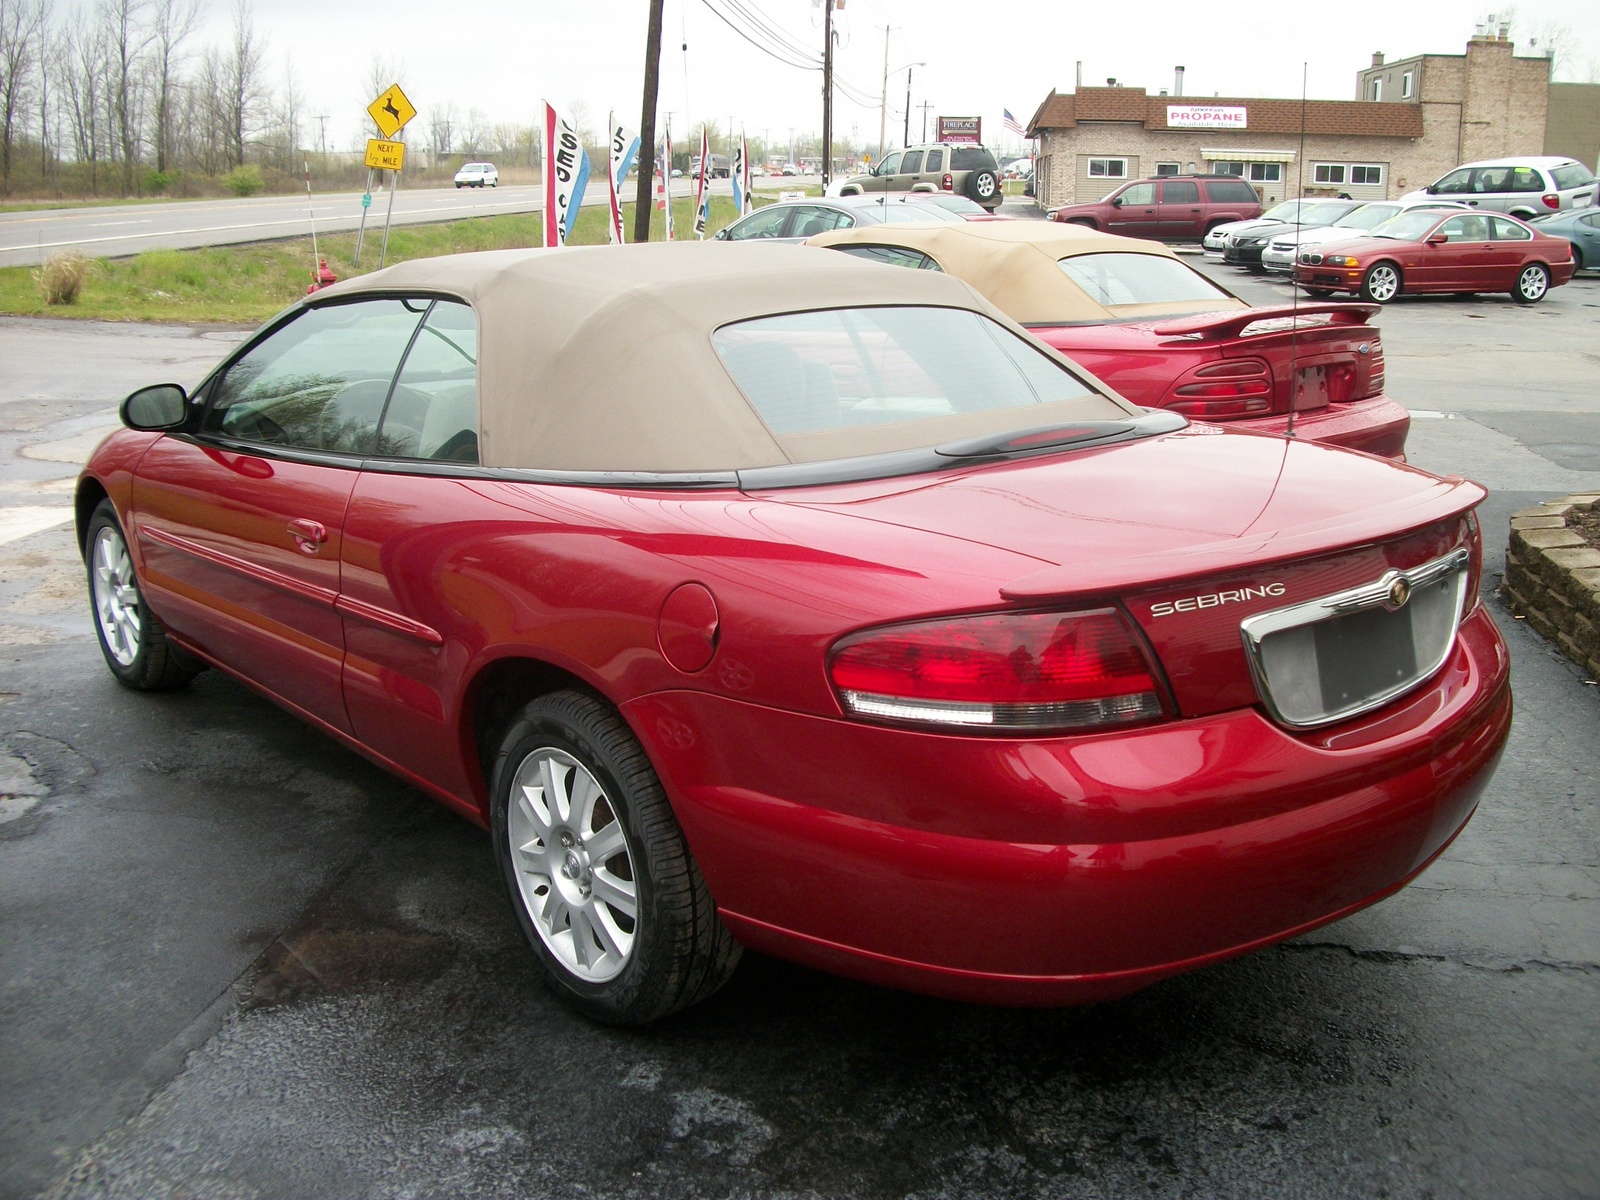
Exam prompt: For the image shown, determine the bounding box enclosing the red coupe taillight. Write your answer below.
[1542,193,1560,209]
[828,608,1168,731]
[1165,359,1272,418]
[942,173,954,192]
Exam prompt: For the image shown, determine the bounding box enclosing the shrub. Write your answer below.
[224,165,264,197]
[34,251,96,305]
[144,169,178,194]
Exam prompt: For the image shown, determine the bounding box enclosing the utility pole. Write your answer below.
[919,101,934,142]
[903,66,913,147]
[821,0,835,186]
[633,0,666,244]
[877,26,891,160]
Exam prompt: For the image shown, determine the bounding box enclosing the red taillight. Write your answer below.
[1367,341,1385,397]
[1542,193,1560,209]
[942,173,953,192]
[1165,358,1272,418]
[828,608,1168,731]
[1464,512,1483,611]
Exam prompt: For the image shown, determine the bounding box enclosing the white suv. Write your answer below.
[454,162,499,188]
[1403,156,1596,219]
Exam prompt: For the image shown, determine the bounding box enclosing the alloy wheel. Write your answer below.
[1517,264,1549,302]
[91,525,142,667]
[506,746,638,983]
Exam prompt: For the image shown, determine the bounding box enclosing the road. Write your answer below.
[0,176,758,268]
[1,268,1597,1199]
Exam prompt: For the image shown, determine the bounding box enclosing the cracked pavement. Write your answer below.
[2,279,1599,1199]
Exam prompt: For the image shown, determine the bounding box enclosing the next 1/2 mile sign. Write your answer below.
[1166,105,1247,130]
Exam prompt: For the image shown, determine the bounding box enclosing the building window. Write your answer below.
[1087,158,1127,178]
[1248,162,1282,182]
[1350,164,1384,186]
[1401,71,1413,99]
[1314,163,1347,185]
[1154,162,1181,176]
[1211,160,1246,177]
[1370,78,1383,101]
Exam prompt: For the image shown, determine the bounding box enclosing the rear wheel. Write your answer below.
[1572,245,1584,273]
[85,500,200,691]
[1359,262,1401,303]
[490,690,740,1025]
[1513,262,1550,304]
[966,169,999,206]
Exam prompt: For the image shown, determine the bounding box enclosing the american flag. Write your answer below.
[1003,108,1025,136]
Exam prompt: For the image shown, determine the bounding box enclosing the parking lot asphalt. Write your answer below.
[2,262,1598,1199]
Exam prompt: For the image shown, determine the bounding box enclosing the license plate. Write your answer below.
[1293,365,1330,411]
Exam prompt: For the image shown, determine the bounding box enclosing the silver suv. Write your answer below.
[831,143,1003,212]
[1403,156,1597,219]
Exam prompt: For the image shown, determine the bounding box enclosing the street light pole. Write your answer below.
[877,26,890,160]
[821,0,835,186]
[903,65,913,147]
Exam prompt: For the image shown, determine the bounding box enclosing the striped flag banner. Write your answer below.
[1003,108,1024,137]
[694,127,711,239]
[662,123,675,241]
[607,112,640,244]
[542,101,590,246]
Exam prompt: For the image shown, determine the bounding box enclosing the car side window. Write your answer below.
[876,153,901,175]
[203,299,428,453]
[900,151,924,174]
[1433,168,1472,194]
[728,205,792,240]
[791,206,851,237]
[1160,181,1199,204]
[1489,216,1532,241]
[1509,167,1544,193]
[924,149,943,172]
[378,299,480,462]
[1474,167,1511,193]
[1440,215,1489,241]
[829,245,943,271]
[1582,212,1600,230]
[1118,183,1156,205]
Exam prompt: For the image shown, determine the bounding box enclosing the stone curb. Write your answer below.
[1503,493,1600,681]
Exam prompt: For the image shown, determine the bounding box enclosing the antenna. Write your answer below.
[1286,62,1308,443]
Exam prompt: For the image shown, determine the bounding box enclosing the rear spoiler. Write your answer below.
[1000,473,1485,603]
[1150,302,1378,340]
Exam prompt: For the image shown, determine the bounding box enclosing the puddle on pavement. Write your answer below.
[243,924,458,1010]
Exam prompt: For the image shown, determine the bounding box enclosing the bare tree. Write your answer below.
[98,0,150,194]
[148,0,196,172]
[460,105,487,155]
[427,102,455,156]
[361,53,401,139]
[61,10,107,187]
[0,0,48,191]
[215,0,263,167]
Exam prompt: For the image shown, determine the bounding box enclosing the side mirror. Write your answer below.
[121,383,189,431]
[1110,195,1123,207]
[714,227,731,241]
[1425,184,1439,195]
[1425,232,1449,246]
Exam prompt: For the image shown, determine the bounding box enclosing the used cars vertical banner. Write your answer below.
[732,134,752,217]
[662,124,675,241]
[694,127,711,240]
[607,113,640,245]
[542,101,590,247]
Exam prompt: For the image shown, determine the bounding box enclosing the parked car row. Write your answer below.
[81,168,1527,1025]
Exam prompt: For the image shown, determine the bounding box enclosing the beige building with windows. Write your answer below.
[1027,31,1562,210]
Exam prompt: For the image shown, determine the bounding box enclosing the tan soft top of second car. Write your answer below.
[806,221,1249,325]
[311,240,1136,473]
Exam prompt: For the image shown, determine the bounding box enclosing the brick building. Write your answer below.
[1027,31,1560,210]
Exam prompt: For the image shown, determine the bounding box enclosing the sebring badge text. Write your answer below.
[1150,583,1286,618]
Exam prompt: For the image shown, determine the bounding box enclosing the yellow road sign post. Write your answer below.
[367,84,416,139]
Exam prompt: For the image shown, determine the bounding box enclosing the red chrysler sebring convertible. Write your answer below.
[1293,208,1576,303]
[80,243,1510,1024]
[807,222,1409,460]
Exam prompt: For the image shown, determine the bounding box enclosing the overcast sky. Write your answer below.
[213,0,1600,157]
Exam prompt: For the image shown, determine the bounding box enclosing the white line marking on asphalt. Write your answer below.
[0,507,73,546]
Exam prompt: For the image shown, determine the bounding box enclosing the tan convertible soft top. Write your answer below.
[312,241,1137,472]
[806,221,1249,326]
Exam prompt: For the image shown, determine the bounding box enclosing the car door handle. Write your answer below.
[288,519,327,553]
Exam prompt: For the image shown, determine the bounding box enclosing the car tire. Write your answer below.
[1512,262,1550,304]
[455,182,463,188]
[1572,245,1584,273]
[490,689,741,1025]
[1359,262,1402,303]
[85,500,201,691]
[966,169,999,206]
[1303,288,1335,299]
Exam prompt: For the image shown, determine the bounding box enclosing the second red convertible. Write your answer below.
[808,221,1410,460]
[80,244,1508,1024]
[1293,209,1576,303]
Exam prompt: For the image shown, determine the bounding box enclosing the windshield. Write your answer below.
[875,203,965,224]
[1057,253,1233,307]
[1300,201,1357,225]
[1334,204,1399,229]
[1262,201,1303,220]
[713,306,1103,440]
[1368,211,1440,241]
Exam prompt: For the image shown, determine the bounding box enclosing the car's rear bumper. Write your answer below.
[626,606,1510,1005]
[1214,395,1411,460]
